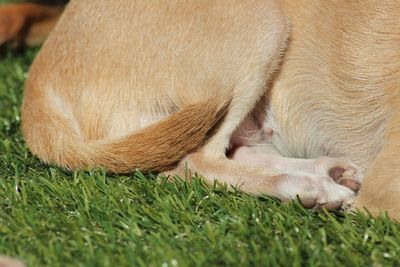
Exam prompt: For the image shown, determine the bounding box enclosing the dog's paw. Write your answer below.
[278,174,356,210]
[314,156,362,192]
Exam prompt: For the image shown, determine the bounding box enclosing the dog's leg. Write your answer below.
[0,3,63,47]
[168,148,358,210]
[232,108,362,208]
[232,145,361,208]
[165,112,359,210]
[353,109,400,220]
[228,110,362,190]
[231,146,362,190]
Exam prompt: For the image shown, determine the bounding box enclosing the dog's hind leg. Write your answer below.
[161,1,357,210]
[166,111,360,210]
[231,145,361,209]
[163,33,359,209]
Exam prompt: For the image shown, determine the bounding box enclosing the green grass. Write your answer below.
[1,4,400,267]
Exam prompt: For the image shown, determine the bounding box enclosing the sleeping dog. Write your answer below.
[2,1,399,219]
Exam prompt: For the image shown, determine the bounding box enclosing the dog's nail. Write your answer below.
[321,201,342,211]
[329,167,345,181]
[299,198,316,208]
[342,169,356,177]
[338,178,361,192]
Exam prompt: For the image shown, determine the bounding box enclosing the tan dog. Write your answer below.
[12,0,363,211]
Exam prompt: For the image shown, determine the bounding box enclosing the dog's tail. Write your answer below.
[22,98,229,173]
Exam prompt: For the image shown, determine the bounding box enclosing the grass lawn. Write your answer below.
[1,3,400,267]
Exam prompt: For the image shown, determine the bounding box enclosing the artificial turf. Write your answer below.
[1,2,400,267]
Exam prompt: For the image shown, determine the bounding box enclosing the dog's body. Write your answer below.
[1,1,399,217]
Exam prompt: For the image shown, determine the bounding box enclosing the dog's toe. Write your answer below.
[328,166,345,181]
[338,178,361,192]
[279,174,356,211]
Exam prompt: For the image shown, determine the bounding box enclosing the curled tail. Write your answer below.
[22,99,229,173]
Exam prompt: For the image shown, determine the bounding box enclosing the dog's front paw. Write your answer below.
[278,174,356,210]
[314,156,363,192]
